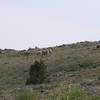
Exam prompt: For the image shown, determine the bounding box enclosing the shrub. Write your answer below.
[26,60,48,85]
[66,64,81,71]
[48,86,87,100]
[78,60,100,69]
[90,95,100,100]
[54,64,81,72]
[15,86,100,100]
[67,88,86,100]
[48,86,100,100]
[16,93,36,100]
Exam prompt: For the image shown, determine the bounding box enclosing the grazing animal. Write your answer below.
[42,50,49,56]
[36,51,42,56]
[36,48,53,56]
[24,51,31,56]
[96,44,100,48]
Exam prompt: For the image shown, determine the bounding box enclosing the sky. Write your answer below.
[0,0,100,50]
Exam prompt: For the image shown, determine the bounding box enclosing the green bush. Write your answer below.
[78,60,100,69]
[15,86,100,100]
[54,64,81,72]
[90,95,100,100]
[67,88,86,100]
[16,93,36,100]
[48,86,100,100]
[26,60,48,85]
[66,65,81,71]
[48,86,86,100]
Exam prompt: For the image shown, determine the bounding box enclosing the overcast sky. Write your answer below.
[0,0,100,50]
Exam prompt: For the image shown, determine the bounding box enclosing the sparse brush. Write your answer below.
[16,93,37,100]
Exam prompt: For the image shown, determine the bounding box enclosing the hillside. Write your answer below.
[0,41,100,99]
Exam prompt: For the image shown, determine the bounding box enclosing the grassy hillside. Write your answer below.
[0,41,100,99]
